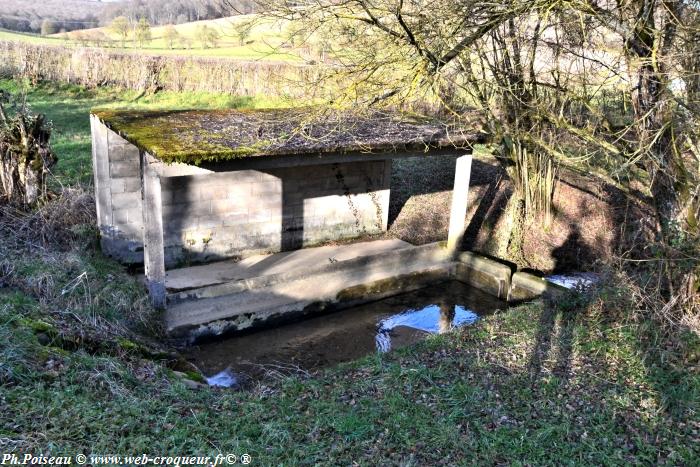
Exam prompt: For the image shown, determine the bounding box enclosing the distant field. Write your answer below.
[0,14,321,62]
[50,15,315,61]
[0,28,68,45]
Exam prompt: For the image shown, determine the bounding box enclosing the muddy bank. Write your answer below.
[388,155,651,272]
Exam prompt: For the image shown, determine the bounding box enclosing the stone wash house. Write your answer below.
[90,107,530,338]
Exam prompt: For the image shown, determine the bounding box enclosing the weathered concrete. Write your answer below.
[141,151,166,309]
[92,119,394,267]
[91,117,145,263]
[454,252,512,300]
[165,242,452,339]
[508,271,568,302]
[168,241,448,305]
[162,240,581,340]
[447,154,473,252]
[165,238,412,292]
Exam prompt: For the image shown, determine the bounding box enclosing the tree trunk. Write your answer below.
[632,61,683,233]
[0,109,56,208]
[506,196,527,266]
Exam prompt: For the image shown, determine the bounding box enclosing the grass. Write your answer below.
[0,29,67,45]
[0,80,698,462]
[1,14,311,62]
[1,288,698,463]
[0,79,293,187]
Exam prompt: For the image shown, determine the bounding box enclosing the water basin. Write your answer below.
[185,280,506,388]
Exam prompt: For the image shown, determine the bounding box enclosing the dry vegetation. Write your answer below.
[0,40,326,99]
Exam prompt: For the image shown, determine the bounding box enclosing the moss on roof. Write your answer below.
[92,107,485,165]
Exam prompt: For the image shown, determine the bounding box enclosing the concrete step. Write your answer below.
[167,240,446,305]
[165,243,453,340]
[165,239,412,292]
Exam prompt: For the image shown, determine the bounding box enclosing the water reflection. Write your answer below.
[188,281,505,388]
[206,369,238,388]
[546,272,598,289]
[375,303,479,352]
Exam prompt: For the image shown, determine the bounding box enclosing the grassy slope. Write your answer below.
[2,291,698,463]
[0,81,698,462]
[0,29,69,45]
[2,14,304,61]
[0,79,295,187]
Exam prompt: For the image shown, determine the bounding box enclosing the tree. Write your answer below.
[163,24,181,49]
[134,17,152,48]
[195,24,220,48]
[40,20,56,36]
[577,1,697,233]
[251,0,562,260]
[110,16,130,47]
[233,21,253,46]
[251,0,699,309]
[574,0,700,301]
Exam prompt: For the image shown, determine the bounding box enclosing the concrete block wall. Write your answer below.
[91,117,144,263]
[92,118,392,267]
[158,161,390,266]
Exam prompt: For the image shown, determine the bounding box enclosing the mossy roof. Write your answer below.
[92,108,486,165]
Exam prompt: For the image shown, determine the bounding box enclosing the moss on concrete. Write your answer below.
[92,108,485,166]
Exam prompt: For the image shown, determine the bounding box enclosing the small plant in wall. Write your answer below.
[0,90,57,208]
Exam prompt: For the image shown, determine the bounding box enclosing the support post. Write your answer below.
[380,159,392,231]
[447,154,473,254]
[90,116,113,232]
[140,151,166,309]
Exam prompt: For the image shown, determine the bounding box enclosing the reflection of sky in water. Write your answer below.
[206,369,238,388]
[546,273,598,289]
[375,305,479,353]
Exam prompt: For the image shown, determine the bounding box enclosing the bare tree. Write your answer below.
[135,17,153,48]
[110,16,130,47]
[244,0,699,313]
[163,24,181,49]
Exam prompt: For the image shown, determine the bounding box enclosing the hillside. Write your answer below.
[0,14,324,62]
[0,0,106,33]
[0,0,244,34]
[61,15,298,58]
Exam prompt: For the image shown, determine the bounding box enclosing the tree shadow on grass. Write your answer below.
[527,224,591,384]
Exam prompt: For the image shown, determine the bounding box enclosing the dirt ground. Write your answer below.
[387,154,651,273]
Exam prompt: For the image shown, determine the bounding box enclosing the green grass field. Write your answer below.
[0,79,295,187]
[0,80,698,462]
[1,14,311,62]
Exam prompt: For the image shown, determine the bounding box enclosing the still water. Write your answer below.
[185,280,506,388]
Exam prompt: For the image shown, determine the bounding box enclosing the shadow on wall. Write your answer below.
[266,162,388,254]
[389,156,503,225]
[389,154,654,273]
[159,161,389,268]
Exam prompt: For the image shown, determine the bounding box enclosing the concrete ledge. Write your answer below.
[163,241,456,340]
[453,252,512,300]
[166,262,453,341]
[508,272,568,302]
[168,241,449,304]
[161,244,582,341]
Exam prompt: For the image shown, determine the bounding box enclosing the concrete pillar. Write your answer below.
[380,159,392,231]
[90,116,113,231]
[140,151,166,309]
[447,154,473,253]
